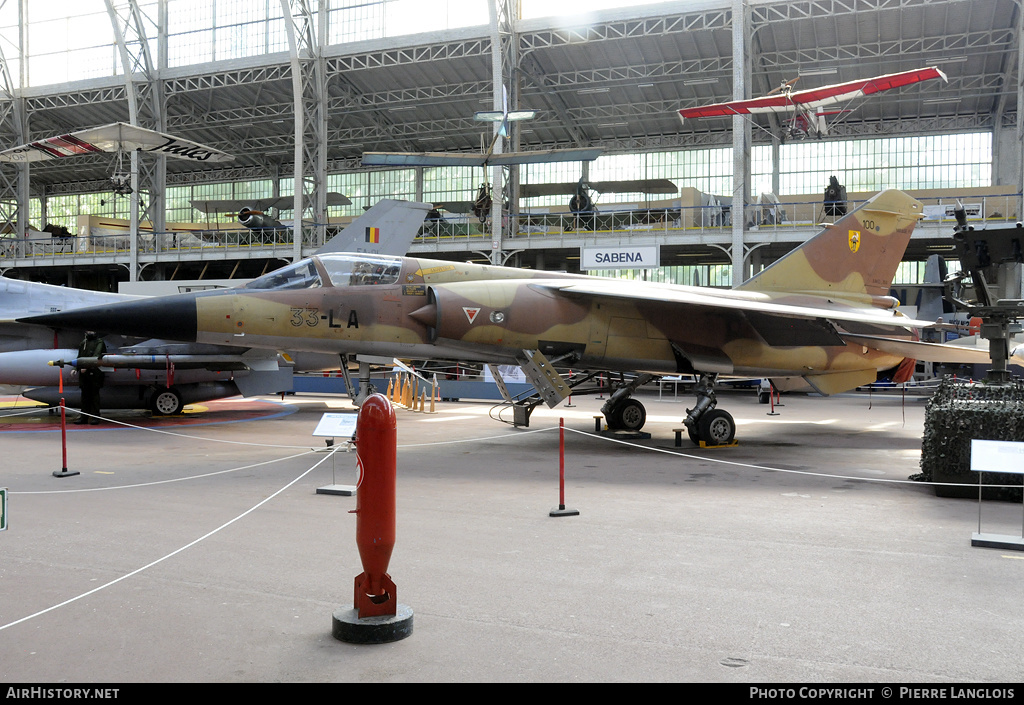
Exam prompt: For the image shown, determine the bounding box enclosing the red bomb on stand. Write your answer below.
[332,393,413,644]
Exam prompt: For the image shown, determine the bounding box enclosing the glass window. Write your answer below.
[329,170,416,217]
[244,258,322,290]
[328,0,487,45]
[773,133,992,193]
[317,253,402,287]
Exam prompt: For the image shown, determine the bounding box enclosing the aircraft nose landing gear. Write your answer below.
[600,373,655,432]
[607,397,647,431]
[683,373,736,446]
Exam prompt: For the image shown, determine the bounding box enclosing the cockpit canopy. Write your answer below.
[243,254,402,291]
[319,253,402,287]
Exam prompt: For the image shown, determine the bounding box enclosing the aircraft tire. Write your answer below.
[758,391,771,404]
[150,387,183,416]
[698,409,735,446]
[609,398,646,431]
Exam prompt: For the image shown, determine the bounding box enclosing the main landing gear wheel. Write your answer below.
[698,408,735,445]
[683,372,737,446]
[608,398,647,431]
[150,387,183,416]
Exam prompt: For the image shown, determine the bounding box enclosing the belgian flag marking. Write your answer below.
[365,227,380,243]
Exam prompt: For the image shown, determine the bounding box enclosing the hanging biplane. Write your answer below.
[362,86,603,226]
[678,67,947,140]
[363,85,601,170]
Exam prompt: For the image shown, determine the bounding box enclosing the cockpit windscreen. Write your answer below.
[318,254,402,287]
[244,259,322,290]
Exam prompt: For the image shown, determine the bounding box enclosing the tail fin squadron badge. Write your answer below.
[848,230,861,253]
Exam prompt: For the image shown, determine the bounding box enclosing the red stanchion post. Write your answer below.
[550,418,579,517]
[333,393,413,643]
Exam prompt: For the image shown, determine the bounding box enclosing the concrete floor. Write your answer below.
[1,388,1022,683]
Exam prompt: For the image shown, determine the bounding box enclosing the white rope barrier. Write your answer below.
[0,446,340,633]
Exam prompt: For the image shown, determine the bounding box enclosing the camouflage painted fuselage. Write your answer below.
[21,190,944,396]
[187,254,907,384]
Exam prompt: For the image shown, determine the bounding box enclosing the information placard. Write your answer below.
[313,413,358,440]
[970,439,1024,475]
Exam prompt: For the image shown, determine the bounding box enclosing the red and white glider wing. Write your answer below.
[679,67,947,124]
[786,66,947,109]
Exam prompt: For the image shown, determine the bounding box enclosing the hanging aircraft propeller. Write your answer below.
[764,76,800,96]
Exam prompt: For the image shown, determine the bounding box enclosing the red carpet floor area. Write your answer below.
[0,395,296,432]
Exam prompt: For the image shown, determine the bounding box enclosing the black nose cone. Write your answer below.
[17,292,200,342]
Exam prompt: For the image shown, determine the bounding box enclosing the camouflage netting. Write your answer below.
[916,377,1024,500]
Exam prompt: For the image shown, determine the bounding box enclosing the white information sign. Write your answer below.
[313,413,358,440]
[581,245,660,270]
[970,439,1024,475]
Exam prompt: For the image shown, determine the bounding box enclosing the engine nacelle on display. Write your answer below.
[409,281,592,355]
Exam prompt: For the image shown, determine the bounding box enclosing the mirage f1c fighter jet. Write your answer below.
[19,190,1015,446]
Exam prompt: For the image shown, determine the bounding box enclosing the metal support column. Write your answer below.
[105,0,167,283]
[281,0,328,261]
[0,0,26,244]
[486,0,520,265]
[1017,4,1024,217]
[730,0,751,286]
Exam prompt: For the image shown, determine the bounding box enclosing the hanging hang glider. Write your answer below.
[0,122,233,193]
[678,67,948,140]
[0,122,234,164]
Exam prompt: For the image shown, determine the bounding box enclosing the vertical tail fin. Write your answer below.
[315,199,431,257]
[737,189,923,301]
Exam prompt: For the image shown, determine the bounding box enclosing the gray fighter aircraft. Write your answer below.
[0,199,430,414]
